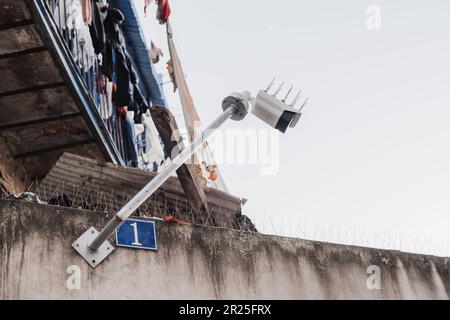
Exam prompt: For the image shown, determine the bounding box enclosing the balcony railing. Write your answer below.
[43,0,147,168]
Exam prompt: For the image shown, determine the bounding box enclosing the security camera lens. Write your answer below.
[275,111,296,133]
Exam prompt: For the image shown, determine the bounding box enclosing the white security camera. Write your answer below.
[251,79,309,133]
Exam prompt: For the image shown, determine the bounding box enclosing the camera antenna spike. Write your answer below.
[273,81,285,97]
[282,85,294,103]
[298,97,309,113]
[291,90,302,107]
[265,76,277,92]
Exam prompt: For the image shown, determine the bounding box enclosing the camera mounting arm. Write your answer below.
[72,92,251,268]
[72,82,308,268]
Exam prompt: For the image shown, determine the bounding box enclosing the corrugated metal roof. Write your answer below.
[110,0,167,107]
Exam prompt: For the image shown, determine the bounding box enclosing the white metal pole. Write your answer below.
[88,105,239,252]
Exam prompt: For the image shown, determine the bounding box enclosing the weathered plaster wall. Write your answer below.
[1,199,449,299]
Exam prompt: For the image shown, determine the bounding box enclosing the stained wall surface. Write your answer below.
[1,199,449,299]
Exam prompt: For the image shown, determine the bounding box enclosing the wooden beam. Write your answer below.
[0,46,47,60]
[0,112,80,132]
[0,19,33,31]
[0,0,31,26]
[0,82,65,98]
[150,106,210,221]
[13,139,94,159]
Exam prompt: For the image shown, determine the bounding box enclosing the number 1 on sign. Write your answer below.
[130,222,143,246]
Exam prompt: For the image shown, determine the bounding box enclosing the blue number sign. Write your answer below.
[115,218,157,250]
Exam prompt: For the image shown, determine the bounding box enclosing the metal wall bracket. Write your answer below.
[72,227,115,268]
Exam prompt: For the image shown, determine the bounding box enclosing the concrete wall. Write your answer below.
[1,199,449,299]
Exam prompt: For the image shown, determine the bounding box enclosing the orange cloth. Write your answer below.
[208,170,217,181]
[164,216,190,224]
[166,59,177,92]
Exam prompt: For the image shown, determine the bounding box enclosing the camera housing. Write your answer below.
[251,90,303,133]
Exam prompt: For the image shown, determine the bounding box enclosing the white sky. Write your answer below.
[136,0,450,257]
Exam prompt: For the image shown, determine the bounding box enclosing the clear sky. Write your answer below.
[136,0,450,257]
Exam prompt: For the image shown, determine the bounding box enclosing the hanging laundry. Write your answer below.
[122,111,139,168]
[127,52,139,86]
[166,59,177,92]
[103,7,125,48]
[113,49,133,108]
[95,71,107,94]
[142,110,165,167]
[132,84,149,123]
[156,0,171,24]
[77,22,96,71]
[166,22,200,141]
[89,0,108,54]
[99,80,113,120]
[53,0,82,30]
[144,0,171,24]
[81,0,92,25]
[134,123,145,137]
[52,0,95,70]
[116,105,128,117]
[150,41,163,64]
[163,216,190,224]
[100,7,135,108]
[194,164,208,186]
[205,164,218,182]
